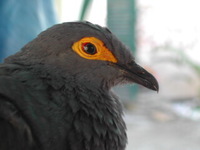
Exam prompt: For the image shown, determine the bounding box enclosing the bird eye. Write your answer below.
[82,43,97,55]
[72,37,117,63]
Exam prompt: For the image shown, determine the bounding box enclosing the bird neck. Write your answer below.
[60,84,127,150]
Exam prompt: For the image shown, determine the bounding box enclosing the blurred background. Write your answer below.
[0,0,200,149]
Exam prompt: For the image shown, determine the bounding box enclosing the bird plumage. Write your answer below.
[0,21,158,150]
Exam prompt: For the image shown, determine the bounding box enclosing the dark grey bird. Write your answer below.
[0,21,158,150]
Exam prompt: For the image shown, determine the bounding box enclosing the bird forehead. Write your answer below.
[42,22,131,63]
[67,23,132,64]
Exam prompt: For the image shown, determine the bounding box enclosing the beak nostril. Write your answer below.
[127,60,135,66]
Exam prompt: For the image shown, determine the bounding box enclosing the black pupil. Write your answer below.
[83,43,97,55]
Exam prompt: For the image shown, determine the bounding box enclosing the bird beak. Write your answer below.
[116,61,159,92]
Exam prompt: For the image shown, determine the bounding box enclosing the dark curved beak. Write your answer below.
[116,61,159,92]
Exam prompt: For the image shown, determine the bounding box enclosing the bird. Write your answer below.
[0,21,158,150]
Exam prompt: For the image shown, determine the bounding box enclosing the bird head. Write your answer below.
[6,21,158,91]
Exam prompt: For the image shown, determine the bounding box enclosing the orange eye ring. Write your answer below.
[72,37,117,63]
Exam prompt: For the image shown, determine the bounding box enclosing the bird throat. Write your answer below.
[63,85,127,150]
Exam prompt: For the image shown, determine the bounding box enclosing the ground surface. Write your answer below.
[124,92,200,150]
